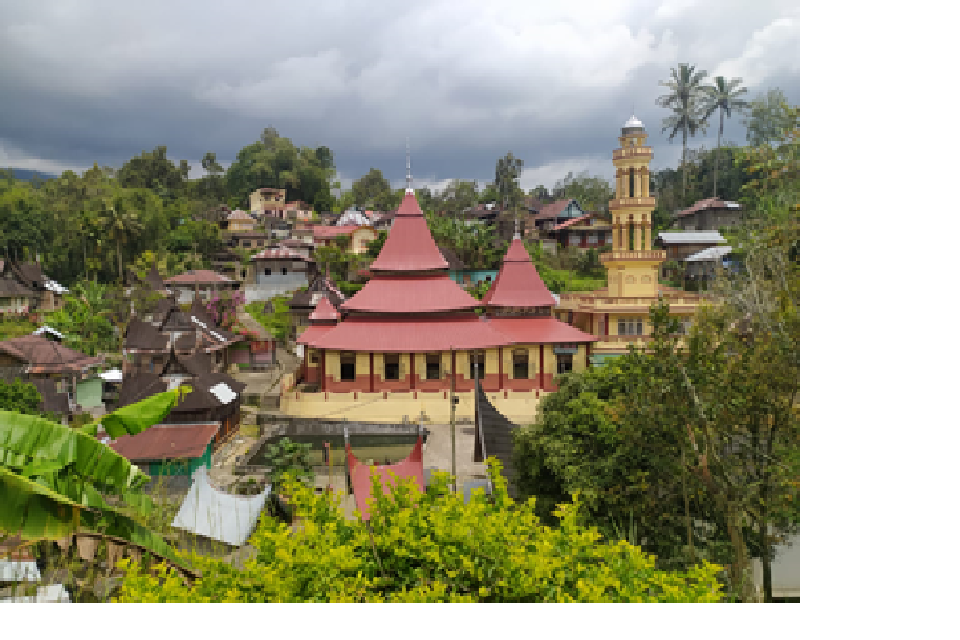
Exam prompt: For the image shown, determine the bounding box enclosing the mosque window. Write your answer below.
[618,318,643,336]
[512,349,529,379]
[425,354,442,380]
[384,354,401,380]
[556,354,574,375]
[340,352,356,381]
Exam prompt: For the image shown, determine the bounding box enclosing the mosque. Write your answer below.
[284,116,706,422]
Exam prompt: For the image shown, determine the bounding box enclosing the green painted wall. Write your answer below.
[145,442,213,477]
[76,378,103,409]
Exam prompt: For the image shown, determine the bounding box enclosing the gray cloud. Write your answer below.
[0,0,799,189]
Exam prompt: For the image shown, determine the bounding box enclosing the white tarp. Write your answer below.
[209,382,237,405]
[98,368,123,383]
[0,560,40,583]
[172,467,271,547]
[0,584,71,603]
[32,326,64,340]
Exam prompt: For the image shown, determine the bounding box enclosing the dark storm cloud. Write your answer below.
[0,0,799,188]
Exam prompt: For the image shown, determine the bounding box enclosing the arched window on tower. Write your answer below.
[629,168,635,198]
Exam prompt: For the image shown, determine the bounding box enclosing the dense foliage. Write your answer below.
[116,461,724,602]
[0,378,43,415]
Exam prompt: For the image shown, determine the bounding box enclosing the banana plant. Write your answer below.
[0,388,197,577]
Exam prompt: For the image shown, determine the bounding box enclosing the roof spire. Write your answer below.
[405,137,413,194]
[514,213,521,240]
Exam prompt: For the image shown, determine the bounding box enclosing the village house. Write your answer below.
[532,198,587,233]
[438,247,498,289]
[0,260,69,313]
[654,231,728,282]
[544,213,613,250]
[249,247,316,288]
[553,116,709,363]
[229,230,269,250]
[164,269,241,303]
[0,332,104,416]
[249,187,285,215]
[673,196,743,231]
[311,224,377,254]
[226,209,256,233]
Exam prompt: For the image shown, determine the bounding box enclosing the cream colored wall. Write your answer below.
[249,189,286,212]
[349,227,377,254]
[606,261,659,297]
[504,344,539,379]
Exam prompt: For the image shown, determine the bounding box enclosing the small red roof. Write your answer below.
[110,423,219,461]
[165,270,235,284]
[369,191,448,272]
[552,214,593,232]
[308,296,340,321]
[487,317,596,344]
[297,324,337,345]
[300,315,511,352]
[342,275,480,314]
[250,247,314,262]
[313,225,359,239]
[482,238,557,308]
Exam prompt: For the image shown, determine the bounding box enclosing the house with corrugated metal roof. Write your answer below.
[249,246,316,288]
[673,196,743,231]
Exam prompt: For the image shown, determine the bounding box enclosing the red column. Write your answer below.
[319,349,325,392]
[409,353,416,391]
[539,344,545,390]
[369,352,374,393]
[603,313,609,338]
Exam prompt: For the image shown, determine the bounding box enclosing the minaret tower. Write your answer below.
[603,115,665,297]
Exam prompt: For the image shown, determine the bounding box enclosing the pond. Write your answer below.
[246,433,423,468]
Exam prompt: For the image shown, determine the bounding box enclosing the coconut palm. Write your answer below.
[704,76,750,197]
[656,63,710,203]
[99,195,144,285]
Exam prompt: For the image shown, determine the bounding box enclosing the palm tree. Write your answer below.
[703,76,749,197]
[656,63,710,204]
[100,195,143,285]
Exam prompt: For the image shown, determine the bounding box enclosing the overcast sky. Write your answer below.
[0,0,799,193]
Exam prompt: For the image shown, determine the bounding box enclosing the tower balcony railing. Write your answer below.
[613,147,652,160]
[600,249,666,263]
[608,197,656,209]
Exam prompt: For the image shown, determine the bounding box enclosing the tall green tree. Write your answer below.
[99,195,144,285]
[350,168,393,210]
[656,63,710,204]
[494,152,524,210]
[743,88,798,147]
[703,76,749,197]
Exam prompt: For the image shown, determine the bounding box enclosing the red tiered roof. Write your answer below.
[487,317,595,344]
[482,237,557,308]
[368,191,448,272]
[341,275,480,314]
[309,296,341,321]
[299,315,511,352]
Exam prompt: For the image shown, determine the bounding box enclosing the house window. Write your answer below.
[556,354,574,375]
[470,352,485,379]
[264,268,272,276]
[425,354,441,380]
[384,354,400,380]
[512,349,529,379]
[243,241,251,248]
[340,352,356,381]
[617,318,643,335]
[310,351,320,364]
[587,233,598,244]
[282,267,288,275]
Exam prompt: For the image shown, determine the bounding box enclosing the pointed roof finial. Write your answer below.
[514,213,521,240]
[405,137,413,194]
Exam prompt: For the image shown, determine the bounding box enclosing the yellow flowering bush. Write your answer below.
[117,460,724,602]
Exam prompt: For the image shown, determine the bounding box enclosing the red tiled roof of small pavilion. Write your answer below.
[483,226,596,345]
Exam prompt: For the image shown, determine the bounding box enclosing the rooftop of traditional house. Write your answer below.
[677,197,742,218]
[0,334,103,374]
[482,236,557,308]
[288,272,346,310]
[533,199,576,221]
[368,191,448,272]
[308,296,340,322]
[341,274,481,314]
[164,270,236,285]
[249,247,315,262]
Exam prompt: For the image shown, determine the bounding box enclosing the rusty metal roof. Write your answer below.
[111,423,220,461]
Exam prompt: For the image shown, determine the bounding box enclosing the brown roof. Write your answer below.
[11,262,46,290]
[165,270,236,285]
[0,277,33,297]
[533,199,574,221]
[289,273,345,310]
[229,231,269,238]
[125,318,169,351]
[145,266,168,292]
[676,197,740,217]
[0,334,103,374]
[111,423,220,461]
[118,373,167,407]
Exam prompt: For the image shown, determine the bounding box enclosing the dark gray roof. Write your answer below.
[125,318,169,351]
